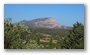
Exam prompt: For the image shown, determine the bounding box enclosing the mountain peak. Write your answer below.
[47,17,56,22]
[20,17,61,28]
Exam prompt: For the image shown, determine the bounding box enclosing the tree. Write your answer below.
[56,36,61,49]
[61,22,84,49]
[26,40,40,49]
[37,36,40,45]
[49,37,53,49]
[4,18,40,49]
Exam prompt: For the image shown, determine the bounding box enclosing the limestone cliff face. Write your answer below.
[20,17,61,28]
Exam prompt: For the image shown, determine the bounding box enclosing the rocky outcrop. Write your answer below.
[20,17,61,28]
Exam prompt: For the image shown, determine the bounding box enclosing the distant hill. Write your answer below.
[19,17,72,29]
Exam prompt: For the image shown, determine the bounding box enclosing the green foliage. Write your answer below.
[4,18,84,49]
[4,18,40,49]
[49,37,53,49]
[56,36,61,49]
[37,36,40,45]
[29,28,70,38]
[61,22,84,49]
[26,40,40,49]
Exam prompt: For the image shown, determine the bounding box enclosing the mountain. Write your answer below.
[20,17,71,29]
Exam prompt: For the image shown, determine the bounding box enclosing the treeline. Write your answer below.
[4,18,84,49]
[29,27,70,38]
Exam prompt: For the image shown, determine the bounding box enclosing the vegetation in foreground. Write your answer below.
[4,18,84,49]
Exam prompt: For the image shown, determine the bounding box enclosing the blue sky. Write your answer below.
[4,4,84,26]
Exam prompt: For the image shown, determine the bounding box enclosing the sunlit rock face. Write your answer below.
[20,17,61,28]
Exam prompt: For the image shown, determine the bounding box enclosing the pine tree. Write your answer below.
[56,36,61,49]
[61,22,84,49]
[49,37,53,49]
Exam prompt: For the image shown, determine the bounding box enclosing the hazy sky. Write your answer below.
[4,4,84,26]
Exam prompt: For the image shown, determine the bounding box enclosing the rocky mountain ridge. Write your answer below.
[20,17,71,29]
